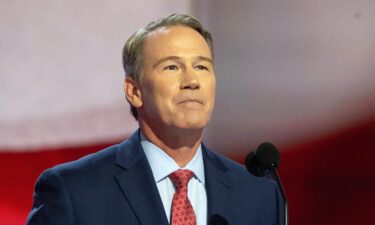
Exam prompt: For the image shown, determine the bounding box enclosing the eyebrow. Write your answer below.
[153,56,213,69]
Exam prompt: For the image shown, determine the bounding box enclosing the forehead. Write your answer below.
[142,25,212,60]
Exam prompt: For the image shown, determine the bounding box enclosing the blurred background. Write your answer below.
[1,0,374,224]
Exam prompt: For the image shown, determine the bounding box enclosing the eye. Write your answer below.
[195,65,209,71]
[164,65,179,71]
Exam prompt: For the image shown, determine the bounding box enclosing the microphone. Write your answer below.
[245,142,280,177]
[245,143,288,225]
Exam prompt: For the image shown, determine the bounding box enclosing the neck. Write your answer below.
[139,120,203,167]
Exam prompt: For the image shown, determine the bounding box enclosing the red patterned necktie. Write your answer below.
[169,169,197,225]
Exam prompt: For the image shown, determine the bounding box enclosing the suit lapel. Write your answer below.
[114,131,169,225]
[203,145,234,224]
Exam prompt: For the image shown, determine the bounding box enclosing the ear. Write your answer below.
[124,77,143,108]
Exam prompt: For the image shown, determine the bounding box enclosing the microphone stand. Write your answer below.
[269,166,288,225]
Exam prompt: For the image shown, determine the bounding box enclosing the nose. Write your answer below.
[180,68,200,90]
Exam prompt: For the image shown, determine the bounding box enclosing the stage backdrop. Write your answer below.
[1,1,374,225]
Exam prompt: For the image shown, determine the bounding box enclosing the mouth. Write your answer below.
[175,95,206,108]
[178,99,204,105]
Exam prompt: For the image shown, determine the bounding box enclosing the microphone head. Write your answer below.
[245,142,280,177]
[256,142,280,169]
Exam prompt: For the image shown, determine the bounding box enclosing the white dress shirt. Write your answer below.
[141,134,207,225]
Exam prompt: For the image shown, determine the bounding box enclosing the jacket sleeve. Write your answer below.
[26,169,75,225]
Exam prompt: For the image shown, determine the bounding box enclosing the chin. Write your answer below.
[181,123,206,130]
[174,117,210,130]
[166,109,212,130]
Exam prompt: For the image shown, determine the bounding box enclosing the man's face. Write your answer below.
[137,25,216,131]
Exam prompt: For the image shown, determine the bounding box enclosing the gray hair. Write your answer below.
[122,13,214,120]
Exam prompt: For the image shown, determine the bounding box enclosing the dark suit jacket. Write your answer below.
[26,130,284,225]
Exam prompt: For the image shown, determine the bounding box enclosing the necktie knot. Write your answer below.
[169,169,194,190]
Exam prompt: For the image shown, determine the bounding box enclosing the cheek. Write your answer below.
[155,77,180,96]
[141,79,176,109]
[211,78,216,94]
[205,77,216,98]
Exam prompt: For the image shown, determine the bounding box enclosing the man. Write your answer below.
[26,14,284,225]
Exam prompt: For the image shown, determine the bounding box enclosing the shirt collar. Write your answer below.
[140,133,205,185]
